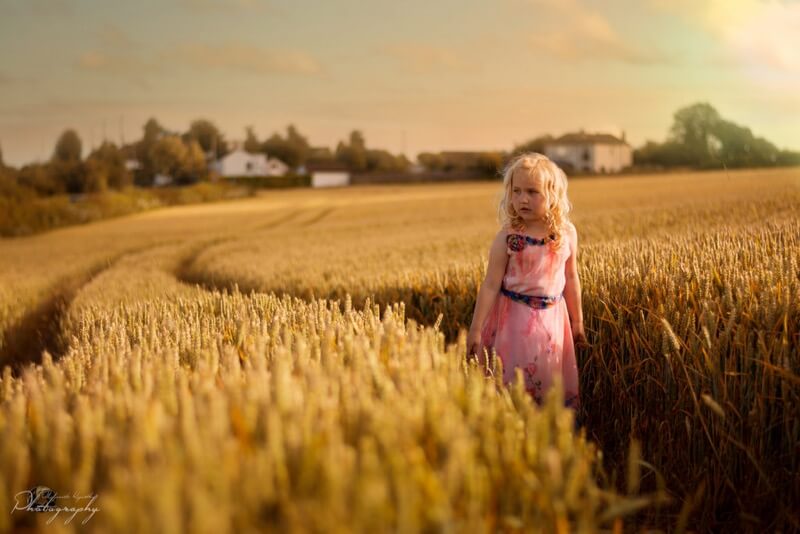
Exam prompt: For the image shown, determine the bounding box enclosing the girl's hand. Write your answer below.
[572,322,589,348]
[466,328,483,360]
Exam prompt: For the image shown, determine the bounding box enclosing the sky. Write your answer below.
[0,0,798,166]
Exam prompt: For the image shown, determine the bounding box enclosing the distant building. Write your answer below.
[120,143,141,172]
[544,131,632,173]
[408,163,426,174]
[306,160,350,188]
[153,173,173,187]
[211,148,289,178]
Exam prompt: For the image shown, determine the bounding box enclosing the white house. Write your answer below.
[153,173,173,187]
[544,131,632,173]
[306,161,350,188]
[211,148,289,178]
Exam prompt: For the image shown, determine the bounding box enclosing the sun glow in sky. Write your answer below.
[0,0,797,166]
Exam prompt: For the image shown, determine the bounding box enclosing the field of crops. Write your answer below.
[0,166,798,532]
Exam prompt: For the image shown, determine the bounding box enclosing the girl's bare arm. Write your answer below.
[469,230,509,334]
[563,223,584,328]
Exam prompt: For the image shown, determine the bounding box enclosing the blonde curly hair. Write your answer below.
[497,152,572,253]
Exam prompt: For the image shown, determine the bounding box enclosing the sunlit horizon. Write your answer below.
[1,0,798,167]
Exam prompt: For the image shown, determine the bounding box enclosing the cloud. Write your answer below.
[95,24,138,50]
[74,40,322,88]
[725,2,800,75]
[380,44,472,74]
[522,0,671,65]
[177,0,278,14]
[75,51,161,89]
[0,97,179,119]
[163,42,323,76]
[647,0,800,77]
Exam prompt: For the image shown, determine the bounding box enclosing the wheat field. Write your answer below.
[0,167,798,532]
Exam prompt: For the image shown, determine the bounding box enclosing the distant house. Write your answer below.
[153,173,173,187]
[306,160,350,188]
[211,148,289,178]
[119,143,141,172]
[544,131,632,173]
[408,163,426,174]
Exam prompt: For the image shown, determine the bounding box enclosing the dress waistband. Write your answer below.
[500,284,563,309]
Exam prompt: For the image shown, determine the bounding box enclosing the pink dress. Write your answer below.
[479,224,580,409]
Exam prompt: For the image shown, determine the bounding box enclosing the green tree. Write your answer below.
[365,149,409,172]
[149,136,207,184]
[776,149,800,166]
[633,102,787,169]
[0,165,36,201]
[187,119,227,159]
[711,119,783,168]
[418,152,444,171]
[17,163,64,195]
[52,129,82,162]
[349,130,366,152]
[141,118,165,147]
[668,102,721,166]
[633,140,692,167]
[181,139,208,183]
[50,160,100,194]
[149,136,188,179]
[50,129,88,192]
[510,135,554,158]
[335,130,367,171]
[477,152,504,175]
[244,126,260,153]
[135,118,166,185]
[262,133,292,167]
[88,141,132,189]
[82,159,109,193]
[260,125,311,169]
[308,146,333,160]
[286,124,310,165]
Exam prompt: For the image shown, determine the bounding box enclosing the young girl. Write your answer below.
[467,152,587,410]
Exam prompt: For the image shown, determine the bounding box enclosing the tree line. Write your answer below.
[0,119,414,198]
[632,102,799,169]
[1,101,798,200]
[506,102,800,169]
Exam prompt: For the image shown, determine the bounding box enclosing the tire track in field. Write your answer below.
[301,207,335,227]
[173,236,237,293]
[172,204,463,340]
[255,209,302,231]
[173,207,315,291]
[0,243,174,375]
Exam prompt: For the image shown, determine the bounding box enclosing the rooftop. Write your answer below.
[549,132,628,146]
